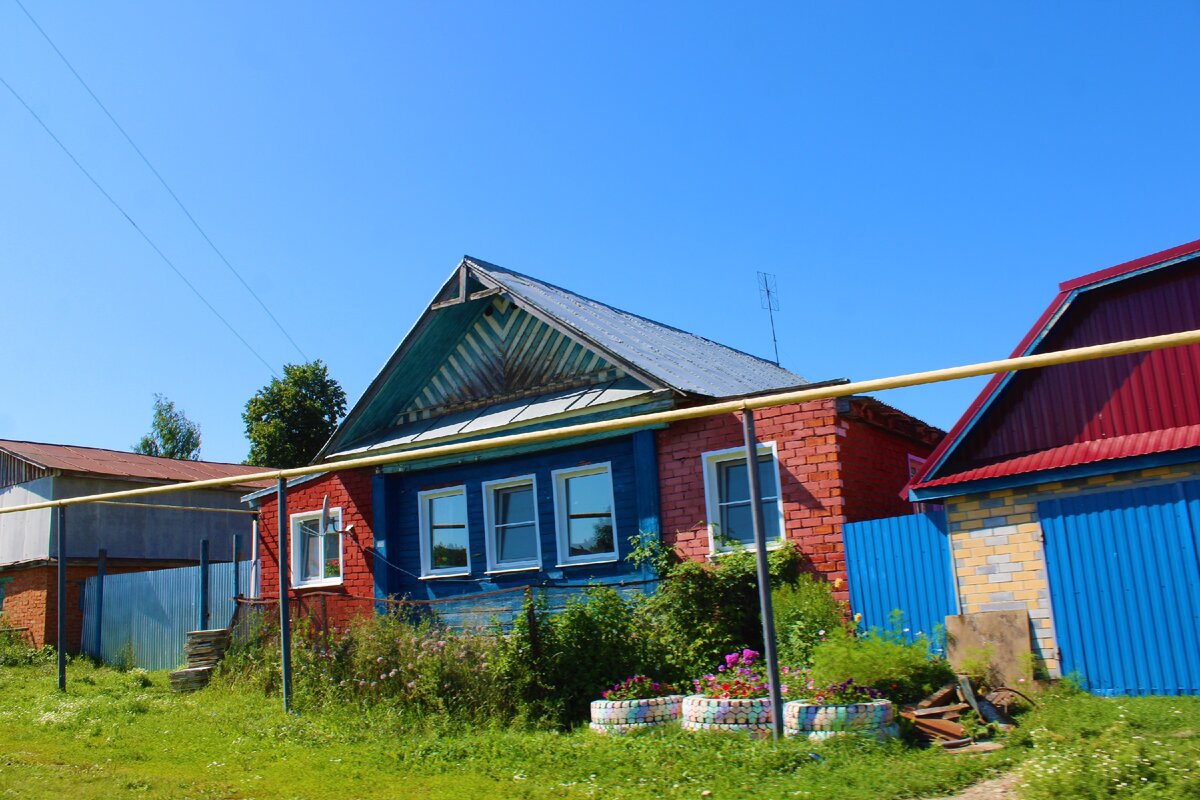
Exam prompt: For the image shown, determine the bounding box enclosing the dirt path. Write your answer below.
[928,771,1021,800]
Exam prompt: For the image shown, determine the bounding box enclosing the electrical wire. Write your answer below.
[12,0,310,363]
[0,73,280,377]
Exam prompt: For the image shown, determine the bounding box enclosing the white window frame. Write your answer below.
[551,462,619,567]
[482,474,542,573]
[701,442,785,554]
[417,486,471,579]
[290,506,344,588]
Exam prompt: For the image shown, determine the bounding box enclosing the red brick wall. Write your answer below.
[657,400,850,599]
[840,416,936,523]
[254,469,375,630]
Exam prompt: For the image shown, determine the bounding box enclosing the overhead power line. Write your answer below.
[13,0,310,363]
[0,74,280,378]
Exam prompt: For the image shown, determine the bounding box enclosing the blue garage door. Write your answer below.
[1039,481,1200,696]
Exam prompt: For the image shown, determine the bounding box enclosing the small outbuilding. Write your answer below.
[0,439,268,649]
[908,239,1200,695]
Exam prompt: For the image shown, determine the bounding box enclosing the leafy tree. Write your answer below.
[243,360,347,468]
[132,394,202,460]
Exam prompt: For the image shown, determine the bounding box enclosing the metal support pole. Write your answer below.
[742,409,784,739]
[94,548,106,662]
[56,505,66,691]
[199,539,210,631]
[232,533,242,602]
[277,478,293,713]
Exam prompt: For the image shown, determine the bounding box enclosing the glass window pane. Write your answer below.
[429,493,466,526]
[566,472,610,515]
[568,516,614,556]
[323,532,341,578]
[432,530,468,569]
[498,523,537,563]
[756,456,779,497]
[760,499,781,539]
[496,485,534,525]
[720,502,755,544]
[719,461,749,503]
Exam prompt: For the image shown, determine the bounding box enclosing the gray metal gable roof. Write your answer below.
[464,257,806,397]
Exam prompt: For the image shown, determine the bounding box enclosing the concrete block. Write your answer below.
[986,553,1012,565]
[976,565,997,575]
[987,573,1013,583]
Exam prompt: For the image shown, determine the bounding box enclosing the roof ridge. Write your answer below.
[463,256,797,374]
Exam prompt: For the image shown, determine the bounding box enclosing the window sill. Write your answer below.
[484,565,541,575]
[293,577,344,590]
[710,540,786,557]
[554,556,619,568]
[418,571,472,580]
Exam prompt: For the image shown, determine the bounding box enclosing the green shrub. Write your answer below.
[0,619,53,667]
[772,573,848,668]
[810,624,954,704]
[636,542,804,678]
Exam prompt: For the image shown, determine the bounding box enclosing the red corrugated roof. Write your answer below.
[0,439,273,488]
[913,426,1200,489]
[909,238,1200,495]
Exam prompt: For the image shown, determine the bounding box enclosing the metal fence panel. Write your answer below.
[843,511,955,644]
[1040,482,1200,696]
[81,561,254,671]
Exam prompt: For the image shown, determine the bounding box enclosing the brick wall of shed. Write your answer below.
[254,469,376,631]
[1,560,192,651]
[656,400,850,600]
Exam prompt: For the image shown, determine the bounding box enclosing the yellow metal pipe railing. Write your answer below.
[5,327,1200,516]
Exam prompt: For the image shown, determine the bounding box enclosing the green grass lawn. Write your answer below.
[0,660,1196,800]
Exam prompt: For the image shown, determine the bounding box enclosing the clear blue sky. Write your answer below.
[3,2,1198,464]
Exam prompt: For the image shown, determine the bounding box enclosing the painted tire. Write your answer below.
[589,695,684,734]
[783,700,897,741]
[680,694,774,738]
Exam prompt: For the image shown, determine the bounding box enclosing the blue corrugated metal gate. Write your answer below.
[81,561,253,671]
[843,511,956,642]
[1040,481,1200,696]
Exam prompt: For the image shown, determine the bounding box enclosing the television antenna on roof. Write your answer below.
[758,271,781,366]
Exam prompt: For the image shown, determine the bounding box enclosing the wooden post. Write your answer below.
[742,409,784,740]
[277,477,293,713]
[56,505,66,691]
[199,539,210,631]
[94,548,106,662]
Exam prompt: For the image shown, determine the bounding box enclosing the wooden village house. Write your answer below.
[245,257,943,627]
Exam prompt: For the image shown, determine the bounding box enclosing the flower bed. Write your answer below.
[680,694,774,738]
[589,695,684,734]
[783,699,897,741]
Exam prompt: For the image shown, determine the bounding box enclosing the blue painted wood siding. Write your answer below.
[1040,481,1200,696]
[378,432,657,602]
[843,511,956,644]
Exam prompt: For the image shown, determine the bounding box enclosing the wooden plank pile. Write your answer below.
[168,629,231,692]
[899,678,1016,751]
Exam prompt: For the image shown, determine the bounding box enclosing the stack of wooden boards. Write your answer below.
[168,629,231,692]
[899,678,1017,751]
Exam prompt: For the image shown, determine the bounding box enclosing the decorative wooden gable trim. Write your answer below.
[0,450,51,490]
[395,296,626,425]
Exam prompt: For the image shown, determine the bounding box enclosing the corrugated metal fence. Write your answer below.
[81,560,254,670]
[843,511,956,643]
[1040,481,1200,696]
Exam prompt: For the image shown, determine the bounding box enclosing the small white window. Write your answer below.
[482,475,541,572]
[290,507,343,587]
[702,443,783,553]
[552,463,618,566]
[418,486,470,578]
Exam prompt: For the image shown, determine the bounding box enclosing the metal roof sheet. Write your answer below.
[0,439,273,489]
[912,426,1200,490]
[464,257,807,398]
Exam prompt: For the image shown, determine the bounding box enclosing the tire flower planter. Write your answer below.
[783,699,898,741]
[680,694,774,738]
[589,694,684,734]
